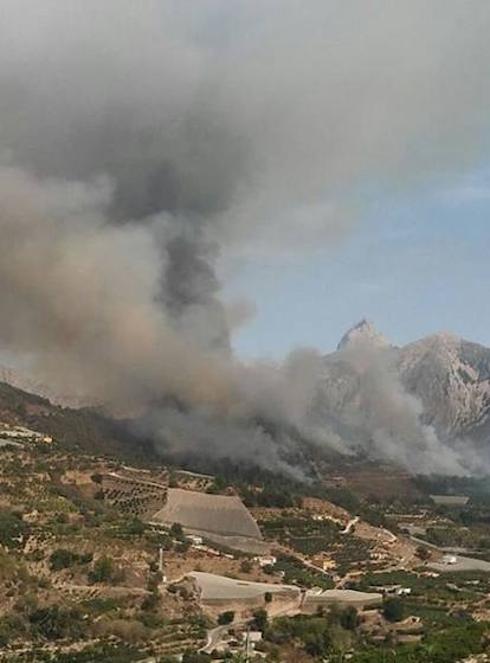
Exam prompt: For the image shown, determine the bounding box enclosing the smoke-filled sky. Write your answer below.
[213,2,490,359]
[1,0,490,475]
[228,182,490,359]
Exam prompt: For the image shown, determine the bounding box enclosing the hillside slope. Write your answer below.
[2,318,490,476]
[0,380,155,463]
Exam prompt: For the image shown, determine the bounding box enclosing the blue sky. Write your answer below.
[226,171,490,359]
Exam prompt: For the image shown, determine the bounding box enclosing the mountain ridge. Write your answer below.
[1,321,490,475]
[324,321,490,467]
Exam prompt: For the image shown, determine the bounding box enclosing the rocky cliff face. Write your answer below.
[313,321,490,473]
[326,321,490,444]
[398,332,490,441]
[336,318,391,351]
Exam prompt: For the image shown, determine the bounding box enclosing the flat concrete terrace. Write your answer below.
[189,572,300,602]
[304,588,382,609]
[152,488,262,540]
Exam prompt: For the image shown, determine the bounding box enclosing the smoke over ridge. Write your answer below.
[1,1,490,474]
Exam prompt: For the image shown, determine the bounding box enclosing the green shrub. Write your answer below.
[252,608,268,632]
[170,522,184,538]
[339,606,359,630]
[88,556,119,584]
[0,613,26,647]
[141,590,160,612]
[217,611,235,625]
[0,510,28,549]
[383,597,404,623]
[266,615,333,658]
[29,605,83,641]
[240,560,252,573]
[49,549,79,571]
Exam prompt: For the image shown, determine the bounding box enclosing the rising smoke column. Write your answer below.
[335,341,468,475]
[0,1,490,472]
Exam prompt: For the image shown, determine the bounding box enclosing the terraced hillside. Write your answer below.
[0,434,208,661]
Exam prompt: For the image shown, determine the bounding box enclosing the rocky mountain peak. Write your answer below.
[423,331,462,349]
[337,318,390,351]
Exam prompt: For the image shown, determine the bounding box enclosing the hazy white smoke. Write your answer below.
[0,1,489,473]
[330,343,468,475]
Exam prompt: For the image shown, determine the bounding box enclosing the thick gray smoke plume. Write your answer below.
[0,1,490,474]
[320,341,469,475]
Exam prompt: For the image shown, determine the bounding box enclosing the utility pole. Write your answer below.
[244,626,250,663]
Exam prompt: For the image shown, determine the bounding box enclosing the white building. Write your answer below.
[255,555,276,567]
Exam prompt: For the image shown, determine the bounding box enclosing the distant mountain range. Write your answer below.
[315,320,490,472]
[1,320,490,475]
[337,319,490,441]
[398,329,490,442]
